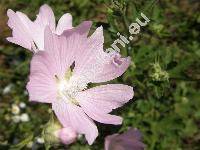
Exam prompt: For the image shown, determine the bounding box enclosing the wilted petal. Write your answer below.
[52,100,98,145]
[76,84,134,124]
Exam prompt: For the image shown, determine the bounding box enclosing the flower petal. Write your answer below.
[27,26,77,102]
[92,53,131,83]
[73,26,131,83]
[34,4,55,31]
[7,4,56,51]
[27,22,94,102]
[52,100,98,145]
[76,84,134,124]
[7,9,33,50]
[61,21,92,37]
[26,72,57,103]
[56,13,73,35]
[30,4,55,50]
[43,26,80,78]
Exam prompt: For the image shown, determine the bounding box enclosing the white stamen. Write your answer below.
[56,76,87,105]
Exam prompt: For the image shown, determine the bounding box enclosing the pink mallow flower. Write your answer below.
[7,4,72,52]
[26,21,134,145]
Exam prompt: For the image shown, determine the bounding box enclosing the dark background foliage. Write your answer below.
[0,0,199,149]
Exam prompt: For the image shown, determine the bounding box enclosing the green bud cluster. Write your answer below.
[150,63,169,82]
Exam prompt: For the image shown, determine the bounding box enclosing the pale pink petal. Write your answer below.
[26,72,57,103]
[43,26,77,78]
[61,21,92,37]
[56,13,73,35]
[30,4,55,50]
[15,11,32,29]
[76,84,134,124]
[7,5,90,52]
[93,53,131,83]
[73,26,105,76]
[7,7,55,51]
[26,27,76,102]
[6,37,31,51]
[52,100,98,145]
[26,41,58,103]
[34,4,55,31]
[7,9,33,50]
[73,26,131,83]
[27,25,92,102]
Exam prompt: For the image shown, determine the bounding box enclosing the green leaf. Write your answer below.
[10,133,33,150]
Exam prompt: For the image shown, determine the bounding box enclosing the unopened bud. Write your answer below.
[42,120,61,145]
[150,63,169,82]
[42,113,77,145]
[55,127,77,145]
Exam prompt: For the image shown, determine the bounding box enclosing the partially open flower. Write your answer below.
[105,128,145,150]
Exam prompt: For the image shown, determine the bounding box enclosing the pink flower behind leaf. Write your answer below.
[7,4,72,52]
[27,23,134,145]
[105,128,145,150]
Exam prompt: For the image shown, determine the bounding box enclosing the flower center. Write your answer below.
[55,70,87,105]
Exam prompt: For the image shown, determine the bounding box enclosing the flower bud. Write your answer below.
[150,63,169,82]
[42,113,77,145]
[55,127,77,145]
[42,120,61,145]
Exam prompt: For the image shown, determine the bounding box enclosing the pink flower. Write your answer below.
[55,127,77,145]
[26,22,134,145]
[7,4,72,52]
[104,128,145,150]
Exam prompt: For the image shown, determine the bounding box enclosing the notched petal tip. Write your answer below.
[40,4,51,10]
[61,20,92,37]
[7,9,14,16]
[77,21,92,35]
